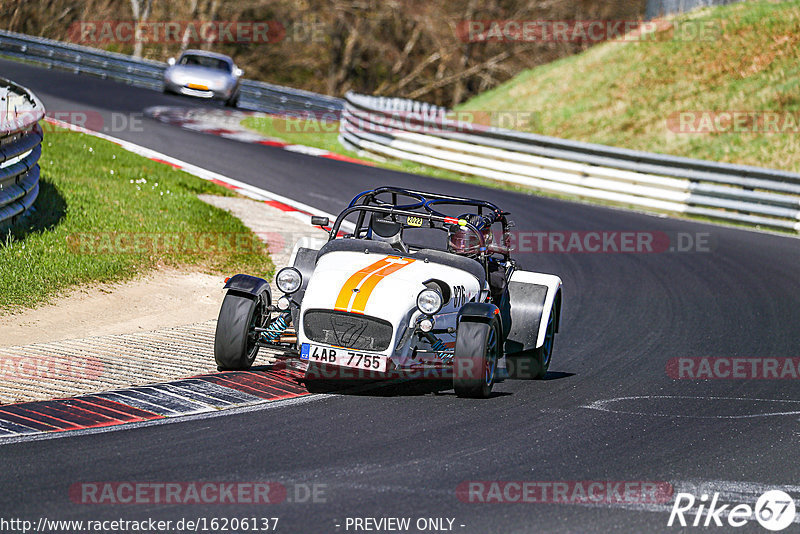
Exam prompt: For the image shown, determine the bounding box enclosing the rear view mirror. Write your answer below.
[233,67,244,77]
[167,57,176,66]
[311,216,330,227]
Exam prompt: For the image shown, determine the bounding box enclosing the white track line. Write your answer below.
[584,395,800,419]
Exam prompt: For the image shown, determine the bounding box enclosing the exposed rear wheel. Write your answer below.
[508,309,555,380]
[453,319,500,399]
[214,292,266,370]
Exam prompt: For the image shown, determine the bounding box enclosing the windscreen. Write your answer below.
[178,54,231,72]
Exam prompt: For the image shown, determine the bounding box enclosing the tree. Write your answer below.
[129,0,152,58]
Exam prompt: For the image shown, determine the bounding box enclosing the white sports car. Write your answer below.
[163,49,243,107]
[214,187,562,398]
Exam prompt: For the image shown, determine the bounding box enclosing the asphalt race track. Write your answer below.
[1,58,799,533]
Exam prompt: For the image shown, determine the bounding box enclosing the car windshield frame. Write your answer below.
[177,54,232,72]
[326,188,513,274]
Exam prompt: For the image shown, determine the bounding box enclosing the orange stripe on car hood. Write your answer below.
[334,256,415,314]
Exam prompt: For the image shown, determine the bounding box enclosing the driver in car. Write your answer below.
[447,214,510,306]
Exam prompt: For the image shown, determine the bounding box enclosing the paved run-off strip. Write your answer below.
[1,321,220,403]
[0,116,352,437]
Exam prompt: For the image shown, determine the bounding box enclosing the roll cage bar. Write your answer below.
[326,187,513,269]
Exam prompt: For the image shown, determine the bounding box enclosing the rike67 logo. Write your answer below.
[668,490,796,531]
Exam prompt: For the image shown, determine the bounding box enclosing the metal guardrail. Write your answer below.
[0,77,44,229]
[340,92,800,232]
[646,0,743,19]
[0,29,343,115]
[4,30,797,232]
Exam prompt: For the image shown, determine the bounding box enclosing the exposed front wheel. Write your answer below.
[214,291,266,370]
[453,319,500,399]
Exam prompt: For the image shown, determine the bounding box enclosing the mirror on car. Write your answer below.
[167,57,176,66]
[311,216,330,227]
[233,67,244,77]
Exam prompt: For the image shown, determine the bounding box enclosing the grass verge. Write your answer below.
[0,124,273,313]
[458,1,800,173]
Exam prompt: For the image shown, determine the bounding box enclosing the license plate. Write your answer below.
[301,343,387,372]
[187,83,209,90]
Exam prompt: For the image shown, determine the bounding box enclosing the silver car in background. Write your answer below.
[163,50,243,107]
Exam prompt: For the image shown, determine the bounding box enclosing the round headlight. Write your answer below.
[276,267,302,294]
[417,288,443,315]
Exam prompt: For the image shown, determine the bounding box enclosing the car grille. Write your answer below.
[303,310,393,352]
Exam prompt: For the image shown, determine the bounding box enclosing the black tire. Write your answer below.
[214,292,265,370]
[225,93,239,108]
[453,319,500,398]
[508,309,555,380]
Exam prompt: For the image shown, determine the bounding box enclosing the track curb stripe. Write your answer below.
[165,379,264,405]
[198,369,308,399]
[0,410,61,432]
[0,370,309,439]
[66,399,149,424]
[0,419,40,435]
[143,106,375,168]
[73,396,164,420]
